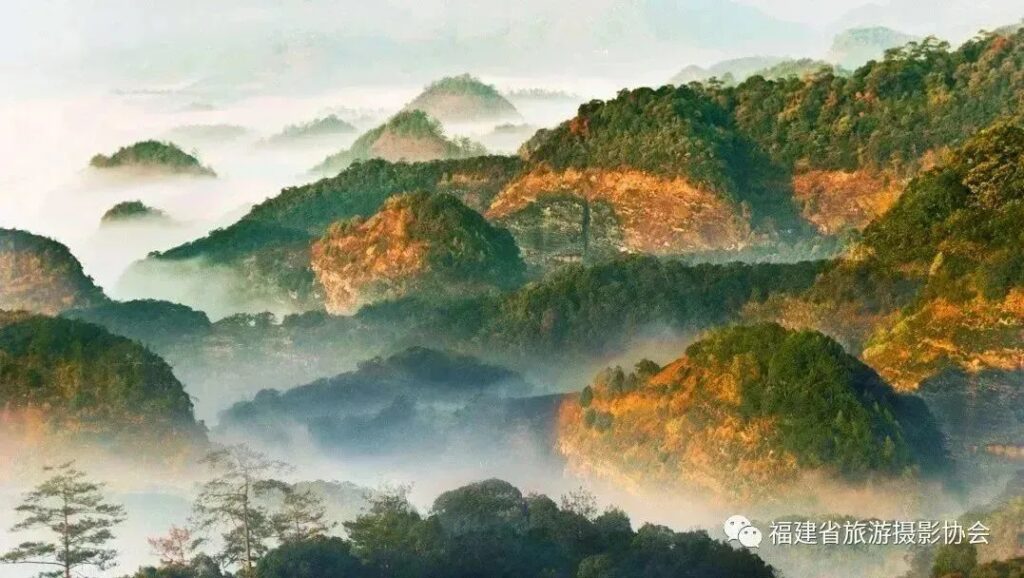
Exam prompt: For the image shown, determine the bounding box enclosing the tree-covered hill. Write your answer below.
[311,192,525,314]
[0,313,205,455]
[125,157,523,313]
[101,200,171,224]
[557,323,949,502]
[404,74,521,123]
[313,110,486,174]
[0,228,107,315]
[89,140,216,176]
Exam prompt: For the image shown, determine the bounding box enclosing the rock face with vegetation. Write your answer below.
[89,140,216,176]
[750,123,1024,465]
[404,74,521,123]
[311,192,524,314]
[500,84,802,266]
[0,313,205,459]
[0,228,106,315]
[100,200,171,224]
[557,323,948,503]
[313,110,486,174]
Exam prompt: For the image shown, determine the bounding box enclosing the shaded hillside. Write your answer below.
[311,192,525,314]
[0,313,205,458]
[0,228,106,315]
[101,258,823,416]
[217,347,539,457]
[473,256,825,358]
[100,200,171,224]
[313,110,486,174]
[404,74,520,123]
[557,323,949,502]
[89,140,216,176]
[64,299,211,350]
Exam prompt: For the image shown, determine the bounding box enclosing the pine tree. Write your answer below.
[191,445,288,578]
[272,486,334,543]
[1,462,126,578]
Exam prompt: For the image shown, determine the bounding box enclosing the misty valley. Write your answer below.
[3,4,1024,578]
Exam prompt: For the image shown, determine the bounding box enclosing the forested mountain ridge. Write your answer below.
[127,29,1024,313]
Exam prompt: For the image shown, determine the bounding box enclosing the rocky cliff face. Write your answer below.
[312,192,524,315]
[487,168,754,269]
[0,228,106,315]
[792,170,901,234]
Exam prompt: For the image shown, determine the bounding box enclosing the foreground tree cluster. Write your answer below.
[2,448,776,578]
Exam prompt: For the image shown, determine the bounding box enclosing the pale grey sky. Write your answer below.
[1,0,1022,93]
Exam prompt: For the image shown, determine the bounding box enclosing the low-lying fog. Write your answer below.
[0,81,592,300]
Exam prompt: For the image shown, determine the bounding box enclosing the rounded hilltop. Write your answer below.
[89,140,216,176]
[557,323,949,503]
[404,74,521,123]
[100,200,171,224]
[311,191,525,315]
[313,110,485,174]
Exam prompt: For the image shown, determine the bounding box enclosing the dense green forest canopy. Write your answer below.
[0,314,200,434]
[128,479,774,578]
[861,121,1024,301]
[683,323,949,477]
